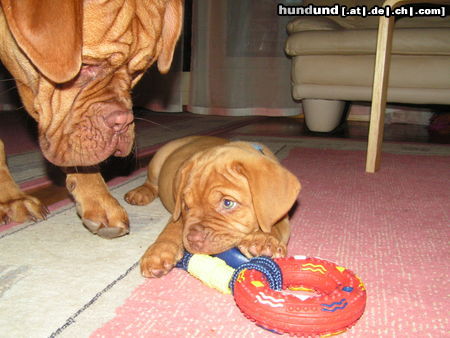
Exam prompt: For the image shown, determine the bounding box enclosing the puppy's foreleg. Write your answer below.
[124,158,159,206]
[140,218,184,278]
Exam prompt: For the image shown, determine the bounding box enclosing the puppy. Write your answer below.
[125,136,301,278]
[0,0,183,237]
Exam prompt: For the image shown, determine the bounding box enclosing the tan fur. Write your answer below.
[0,0,183,235]
[125,136,301,278]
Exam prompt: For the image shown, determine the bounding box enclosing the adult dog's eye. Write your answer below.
[131,70,144,80]
[222,199,237,210]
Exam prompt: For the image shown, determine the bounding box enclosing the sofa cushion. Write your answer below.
[287,17,344,33]
[286,28,450,56]
[290,54,450,104]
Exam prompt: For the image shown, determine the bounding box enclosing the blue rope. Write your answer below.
[175,251,193,270]
[229,256,282,293]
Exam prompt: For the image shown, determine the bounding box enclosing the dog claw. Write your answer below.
[83,219,100,233]
[31,207,47,223]
[97,225,129,239]
[83,219,129,239]
[0,195,48,225]
[42,205,50,218]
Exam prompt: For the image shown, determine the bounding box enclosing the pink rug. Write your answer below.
[91,148,449,337]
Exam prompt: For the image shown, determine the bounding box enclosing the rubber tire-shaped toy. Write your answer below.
[232,256,366,336]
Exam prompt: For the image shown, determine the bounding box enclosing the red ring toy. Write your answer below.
[233,255,366,336]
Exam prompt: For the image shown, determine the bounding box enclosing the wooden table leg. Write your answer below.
[366,14,395,173]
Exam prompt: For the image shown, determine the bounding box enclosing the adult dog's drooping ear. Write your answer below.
[0,0,183,82]
[157,0,184,74]
[233,155,301,233]
[0,0,83,83]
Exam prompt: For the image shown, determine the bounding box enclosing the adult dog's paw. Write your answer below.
[0,194,48,224]
[238,232,287,259]
[76,193,129,239]
[140,241,184,278]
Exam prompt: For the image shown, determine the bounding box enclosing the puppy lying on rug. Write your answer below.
[125,136,301,278]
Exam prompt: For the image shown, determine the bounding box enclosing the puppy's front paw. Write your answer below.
[124,183,158,206]
[238,232,287,259]
[140,241,184,278]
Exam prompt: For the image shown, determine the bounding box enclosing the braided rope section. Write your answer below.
[229,256,283,293]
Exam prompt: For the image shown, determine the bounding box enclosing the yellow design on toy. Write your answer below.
[288,286,315,292]
[251,280,265,288]
[336,266,346,273]
[236,269,247,284]
[301,263,327,274]
[356,275,366,291]
[321,329,347,337]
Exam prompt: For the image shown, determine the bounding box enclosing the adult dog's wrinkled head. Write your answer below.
[0,0,182,166]
[171,142,301,255]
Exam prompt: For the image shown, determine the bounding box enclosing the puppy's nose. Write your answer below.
[104,110,134,133]
[187,225,207,252]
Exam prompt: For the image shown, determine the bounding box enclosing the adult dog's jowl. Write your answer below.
[0,0,183,237]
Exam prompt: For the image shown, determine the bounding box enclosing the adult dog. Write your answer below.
[124,136,301,277]
[0,0,183,238]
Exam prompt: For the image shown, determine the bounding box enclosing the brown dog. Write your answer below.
[125,136,301,278]
[0,0,183,237]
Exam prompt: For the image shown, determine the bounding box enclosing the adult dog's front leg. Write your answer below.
[140,218,184,278]
[66,172,129,238]
[0,140,48,224]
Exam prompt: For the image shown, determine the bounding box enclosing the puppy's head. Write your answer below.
[0,0,182,166]
[171,143,301,255]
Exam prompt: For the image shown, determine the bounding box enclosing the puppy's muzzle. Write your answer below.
[185,223,239,255]
[186,224,208,252]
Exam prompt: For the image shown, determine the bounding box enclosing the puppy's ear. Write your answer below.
[234,157,300,233]
[172,160,193,221]
[157,0,183,74]
[0,0,82,83]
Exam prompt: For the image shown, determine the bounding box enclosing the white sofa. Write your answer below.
[285,0,450,133]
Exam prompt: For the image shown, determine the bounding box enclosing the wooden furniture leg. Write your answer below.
[366,0,449,172]
[366,14,394,173]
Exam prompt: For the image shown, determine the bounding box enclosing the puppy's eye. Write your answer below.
[222,199,237,210]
